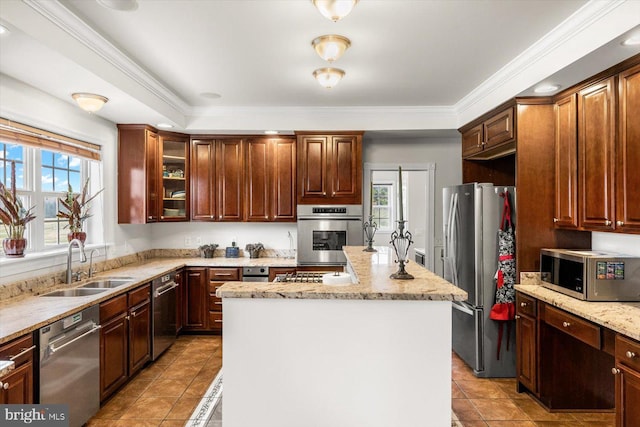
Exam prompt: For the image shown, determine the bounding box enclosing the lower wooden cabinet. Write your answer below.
[209,268,242,333]
[184,268,208,331]
[614,335,640,427]
[515,293,538,394]
[99,284,151,401]
[0,333,35,404]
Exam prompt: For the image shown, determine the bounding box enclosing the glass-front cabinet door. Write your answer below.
[159,135,189,221]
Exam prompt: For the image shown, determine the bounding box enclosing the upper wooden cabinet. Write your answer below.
[554,94,579,228]
[117,125,189,224]
[217,139,244,221]
[190,139,216,221]
[460,106,515,160]
[296,132,363,204]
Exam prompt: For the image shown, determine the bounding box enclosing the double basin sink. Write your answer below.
[40,278,134,297]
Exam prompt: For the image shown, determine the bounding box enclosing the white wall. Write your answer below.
[592,232,640,257]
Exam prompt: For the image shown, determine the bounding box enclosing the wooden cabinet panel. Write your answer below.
[100,313,128,400]
[128,298,151,375]
[145,130,159,222]
[516,311,537,394]
[617,63,640,233]
[209,268,241,281]
[184,268,208,330]
[616,335,640,373]
[191,139,216,220]
[331,135,361,201]
[543,305,601,349]
[616,366,640,427]
[217,139,243,221]
[517,292,537,317]
[484,107,514,148]
[462,124,484,157]
[209,311,223,332]
[461,106,515,160]
[0,362,33,404]
[245,138,270,221]
[159,134,189,222]
[298,135,329,200]
[554,94,579,228]
[578,77,616,231]
[271,138,296,221]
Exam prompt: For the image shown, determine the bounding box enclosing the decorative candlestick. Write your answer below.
[398,166,403,222]
[363,214,378,252]
[390,219,414,279]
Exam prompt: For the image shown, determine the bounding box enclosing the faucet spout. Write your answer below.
[67,239,86,284]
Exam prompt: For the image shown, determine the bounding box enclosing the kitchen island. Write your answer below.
[217,246,467,427]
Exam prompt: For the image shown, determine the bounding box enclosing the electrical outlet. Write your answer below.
[184,236,192,246]
[196,237,202,245]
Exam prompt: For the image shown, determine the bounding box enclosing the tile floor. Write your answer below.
[87,336,615,427]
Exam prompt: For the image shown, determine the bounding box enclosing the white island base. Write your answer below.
[222,297,452,427]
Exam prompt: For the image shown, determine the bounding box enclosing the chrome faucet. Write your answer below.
[88,249,99,278]
[67,239,87,284]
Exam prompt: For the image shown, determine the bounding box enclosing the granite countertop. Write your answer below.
[217,246,467,301]
[0,360,14,378]
[515,284,640,341]
[0,256,297,345]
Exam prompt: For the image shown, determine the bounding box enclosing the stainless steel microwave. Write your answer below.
[540,249,640,301]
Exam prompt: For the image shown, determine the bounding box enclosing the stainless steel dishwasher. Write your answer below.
[152,270,179,360]
[39,305,101,427]
[243,266,270,282]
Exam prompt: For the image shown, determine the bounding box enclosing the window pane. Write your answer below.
[54,153,68,169]
[42,150,53,166]
[7,144,23,161]
[42,167,54,192]
[0,162,4,185]
[69,171,81,191]
[69,156,81,172]
[53,168,68,192]
[14,163,24,189]
[380,218,390,229]
[0,143,5,159]
[44,197,64,246]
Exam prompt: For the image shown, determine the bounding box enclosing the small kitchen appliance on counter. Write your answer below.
[540,249,640,301]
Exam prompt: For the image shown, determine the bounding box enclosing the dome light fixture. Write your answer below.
[71,93,109,113]
[264,130,279,135]
[313,68,345,88]
[312,35,351,62]
[622,35,640,46]
[157,123,174,129]
[533,84,560,94]
[312,0,359,22]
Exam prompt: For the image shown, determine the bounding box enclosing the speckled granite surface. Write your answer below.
[515,284,640,341]
[0,255,296,345]
[217,246,468,301]
[0,360,14,378]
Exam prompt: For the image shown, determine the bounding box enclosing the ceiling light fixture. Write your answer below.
[264,130,279,135]
[312,0,359,22]
[312,35,351,62]
[622,35,640,46]
[534,84,560,94]
[313,68,345,88]
[200,92,222,99]
[157,123,173,129]
[96,0,139,11]
[0,25,9,35]
[71,93,109,113]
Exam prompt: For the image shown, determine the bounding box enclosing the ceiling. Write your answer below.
[0,0,639,136]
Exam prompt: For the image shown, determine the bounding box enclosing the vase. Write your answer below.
[68,232,87,244]
[3,238,27,257]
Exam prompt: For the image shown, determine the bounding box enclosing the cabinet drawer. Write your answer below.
[516,293,537,317]
[0,334,34,368]
[616,335,640,372]
[100,294,128,322]
[209,294,223,311]
[209,311,223,329]
[209,268,240,281]
[544,305,601,349]
[128,284,150,307]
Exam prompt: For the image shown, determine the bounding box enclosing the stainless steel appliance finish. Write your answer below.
[540,249,640,301]
[39,305,101,427]
[274,271,327,283]
[297,205,364,265]
[243,266,270,282]
[414,248,426,267]
[443,183,516,378]
[152,271,179,361]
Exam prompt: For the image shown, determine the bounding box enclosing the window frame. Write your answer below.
[372,182,394,232]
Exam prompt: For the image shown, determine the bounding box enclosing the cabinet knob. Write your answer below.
[553,218,558,223]
[126,315,130,321]
[617,221,624,226]
[160,216,165,219]
[0,382,8,390]
[520,302,527,307]
[210,215,214,219]
[562,321,571,328]
[626,351,637,359]
[605,220,612,226]
[514,315,521,319]
[148,216,153,220]
[612,367,620,375]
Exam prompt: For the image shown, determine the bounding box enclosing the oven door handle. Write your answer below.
[155,282,178,298]
[297,217,362,221]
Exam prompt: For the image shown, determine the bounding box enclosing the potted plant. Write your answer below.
[0,162,36,257]
[57,178,103,244]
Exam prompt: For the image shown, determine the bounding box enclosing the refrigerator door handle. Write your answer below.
[452,300,474,316]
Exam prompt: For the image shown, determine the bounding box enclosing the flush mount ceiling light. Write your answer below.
[312,0,359,22]
[312,35,351,62]
[622,35,640,46]
[0,24,9,35]
[264,130,279,135]
[157,123,173,129]
[534,84,560,94]
[313,68,345,88]
[71,93,109,113]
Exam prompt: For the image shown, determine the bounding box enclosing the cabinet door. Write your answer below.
[145,129,160,222]
[159,135,189,222]
[554,94,579,228]
[271,138,296,221]
[184,268,208,330]
[298,135,329,202]
[0,362,33,404]
[615,365,640,427]
[128,300,151,375]
[461,124,484,158]
[578,77,616,231]
[516,313,537,393]
[484,107,515,148]
[100,313,128,401]
[217,139,244,221]
[617,64,640,233]
[175,269,184,333]
[245,138,270,221]
[330,135,362,203]
[191,139,216,220]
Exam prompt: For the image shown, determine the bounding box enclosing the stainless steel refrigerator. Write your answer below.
[443,182,516,378]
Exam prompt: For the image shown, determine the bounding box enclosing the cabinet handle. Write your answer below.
[514,315,521,319]
[213,320,223,323]
[126,315,130,321]
[626,351,637,359]
[160,216,164,219]
[562,321,571,328]
[520,302,527,307]
[0,382,8,390]
[605,220,612,226]
[210,215,214,219]
[612,368,620,375]
[617,221,624,226]
[553,218,558,223]
[214,273,233,277]
[8,345,36,361]
[214,302,222,305]
[148,216,153,220]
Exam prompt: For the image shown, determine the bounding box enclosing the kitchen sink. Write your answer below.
[78,278,134,289]
[41,288,109,297]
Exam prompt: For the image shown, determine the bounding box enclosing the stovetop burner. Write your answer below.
[274,272,325,283]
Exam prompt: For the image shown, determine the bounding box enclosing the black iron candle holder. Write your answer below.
[390,220,414,280]
[363,215,378,252]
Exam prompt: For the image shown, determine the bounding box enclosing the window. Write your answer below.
[373,183,393,231]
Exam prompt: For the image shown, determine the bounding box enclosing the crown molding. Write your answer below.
[23,0,191,114]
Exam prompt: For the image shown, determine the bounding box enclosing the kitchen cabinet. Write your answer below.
[183,267,208,331]
[209,268,242,333]
[616,63,640,233]
[191,139,217,220]
[296,132,363,204]
[553,94,579,228]
[99,284,151,401]
[245,137,297,221]
[614,335,640,427]
[0,333,34,404]
[217,139,244,221]
[117,125,189,223]
[515,293,538,395]
[460,106,515,160]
